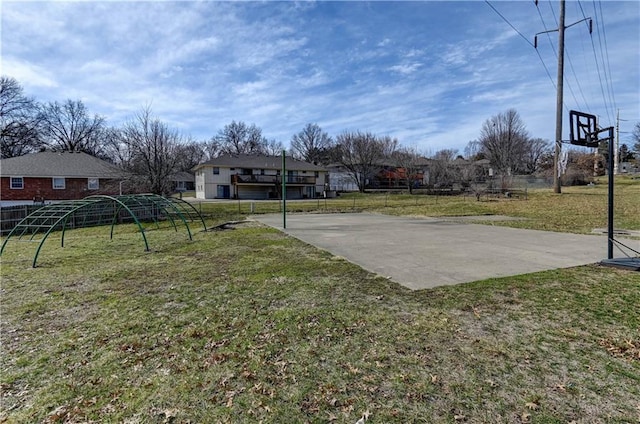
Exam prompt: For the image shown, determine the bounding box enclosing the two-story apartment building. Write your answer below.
[192,154,327,200]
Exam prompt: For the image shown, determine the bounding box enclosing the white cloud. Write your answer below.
[389,62,422,75]
[0,1,636,154]
[1,58,58,89]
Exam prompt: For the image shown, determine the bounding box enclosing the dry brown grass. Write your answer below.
[1,221,639,423]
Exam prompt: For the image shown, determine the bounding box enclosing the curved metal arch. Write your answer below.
[138,194,181,233]
[2,194,207,268]
[37,196,149,268]
[137,194,194,240]
[94,195,172,239]
[79,195,151,250]
[167,197,207,232]
[1,196,148,267]
[1,199,86,255]
[102,194,191,240]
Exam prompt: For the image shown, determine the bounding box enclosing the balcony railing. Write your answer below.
[232,175,317,185]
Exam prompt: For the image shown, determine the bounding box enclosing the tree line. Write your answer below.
[3,76,638,194]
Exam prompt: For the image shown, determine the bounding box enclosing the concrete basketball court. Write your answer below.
[253,213,632,290]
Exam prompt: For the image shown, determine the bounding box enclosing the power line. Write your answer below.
[534,48,560,96]
[577,0,612,125]
[575,1,596,111]
[544,0,592,112]
[597,0,617,117]
[589,1,614,125]
[484,1,534,48]
[536,5,577,112]
[484,1,558,98]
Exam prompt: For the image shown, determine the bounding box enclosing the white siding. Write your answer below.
[195,163,328,199]
[195,165,234,199]
[195,170,206,199]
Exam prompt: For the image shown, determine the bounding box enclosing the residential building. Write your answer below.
[0,150,125,206]
[170,171,196,192]
[325,164,359,192]
[192,154,327,200]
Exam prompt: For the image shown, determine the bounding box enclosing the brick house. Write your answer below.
[193,154,327,200]
[0,150,126,206]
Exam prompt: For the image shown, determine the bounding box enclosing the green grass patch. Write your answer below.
[1,220,639,422]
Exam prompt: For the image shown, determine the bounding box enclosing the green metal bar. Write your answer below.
[606,127,614,260]
[110,200,123,240]
[153,195,193,240]
[169,198,207,231]
[61,215,69,247]
[86,195,150,252]
[33,222,63,268]
[162,203,179,232]
[282,150,287,229]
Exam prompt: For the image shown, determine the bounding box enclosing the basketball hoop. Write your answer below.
[569,110,599,148]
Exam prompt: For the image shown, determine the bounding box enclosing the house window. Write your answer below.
[315,171,319,178]
[213,167,220,175]
[10,177,23,189]
[53,177,65,190]
[88,178,99,190]
[260,169,265,175]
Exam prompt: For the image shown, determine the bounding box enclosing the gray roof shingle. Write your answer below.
[0,151,125,178]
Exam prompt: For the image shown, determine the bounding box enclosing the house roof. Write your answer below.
[193,154,326,172]
[0,150,125,179]
[170,171,195,182]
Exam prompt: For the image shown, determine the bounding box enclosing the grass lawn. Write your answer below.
[1,178,639,423]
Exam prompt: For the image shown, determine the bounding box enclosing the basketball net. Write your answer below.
[558,149,569,176]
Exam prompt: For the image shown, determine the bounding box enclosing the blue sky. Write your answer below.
[2,1,638,154]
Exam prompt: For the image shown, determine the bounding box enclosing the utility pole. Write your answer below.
[615,109,630,174]
[554,0,565,194]
[615,109,620,175]
[535,0,592,193]
[614,109,629,174]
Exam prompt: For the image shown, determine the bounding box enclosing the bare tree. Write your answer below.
[174,139,206,172]
[392,146,425,194]
[202,138,221,160]
[100,126,128,165]
[562,150,599,185]
[290,123,332,163]
[39,99,105,154]
[333,131,397,192]
[478,109,529,181]
[118,107,181,195]
[632,122,640,156]
[618,143,634,162]
[429,149,460,189]
[0,76,42,158]
[215,121,267,155]
[464,139,484,160]
[379,135,399,158]
[521,138,551,174]
[434,149,458,162]
[263,139,285,156]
